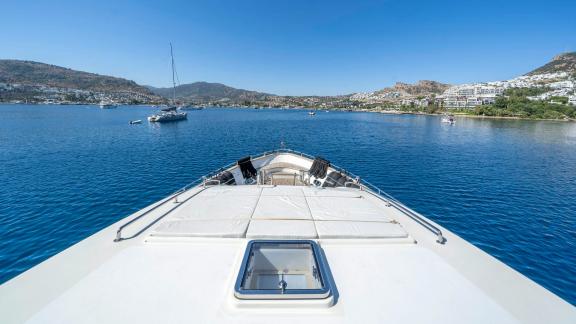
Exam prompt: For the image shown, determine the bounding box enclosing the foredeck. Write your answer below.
[148,185,412,241]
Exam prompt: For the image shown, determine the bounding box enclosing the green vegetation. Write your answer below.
[549,96,568,105]
[397,102,442,114]
[473,88,575,119]
[503,87,550,97]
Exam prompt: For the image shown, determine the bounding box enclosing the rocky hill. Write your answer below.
[147,82,272,103]
[526,52,576,75]
[375,80,450,97]
[0,60,162,104]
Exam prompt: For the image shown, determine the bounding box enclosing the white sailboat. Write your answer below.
[148,43,187,123]
[0,149,574,323]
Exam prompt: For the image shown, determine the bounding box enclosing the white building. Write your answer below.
[550,81,574,89]
[442,85,503,108]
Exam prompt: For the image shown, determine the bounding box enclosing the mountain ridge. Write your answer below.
[0,60,153,93]
[146,81,272,103]
[1,52,575,105]
[0,60,162,104]
[526,52,576,75]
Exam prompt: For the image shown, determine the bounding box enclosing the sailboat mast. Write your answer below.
[170,43,176,105]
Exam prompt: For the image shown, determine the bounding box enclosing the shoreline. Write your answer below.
[1,102,574,122]
[372,109,575,122]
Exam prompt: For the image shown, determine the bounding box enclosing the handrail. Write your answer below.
[113,179,200,242]
[113,148,445,244]
[361,182,446,244]
[113,163,236,242]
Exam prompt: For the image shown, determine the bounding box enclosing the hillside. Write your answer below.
[526,52,576,75]
[147,82,272,103]
[375,80,450,97]
[0,60,162,104]
[0,60,153,93]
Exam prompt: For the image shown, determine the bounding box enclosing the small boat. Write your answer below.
[441,114,455,125]
[129,120,142,125]
[179,105,204,111]
[147,44,187,123]
[308,111,316,116]
[99,100,117,109]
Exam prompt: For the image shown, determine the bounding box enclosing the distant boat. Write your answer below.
[148,106,187,123]
[148,43,187,123]
[441,114,455,125]
[308,111,316,116]
[129,120,142,125]
[99,100,117,109]
[179,105,203,111]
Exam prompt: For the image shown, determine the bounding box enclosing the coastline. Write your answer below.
[371,109,575,122]
[1,101,574,122]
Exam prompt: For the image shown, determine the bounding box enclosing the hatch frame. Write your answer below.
[234,240,332,300]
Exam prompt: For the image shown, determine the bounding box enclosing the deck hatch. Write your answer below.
[234,240,331,299]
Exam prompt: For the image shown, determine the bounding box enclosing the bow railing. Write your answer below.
[113,148,445,244]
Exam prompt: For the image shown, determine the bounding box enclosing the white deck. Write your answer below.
[149,186,407,240]
[23,244,519,324]
[1,152,574,324]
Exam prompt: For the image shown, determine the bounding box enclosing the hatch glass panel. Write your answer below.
[234,240,331,299]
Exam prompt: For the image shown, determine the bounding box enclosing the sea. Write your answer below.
[0,104,575,305]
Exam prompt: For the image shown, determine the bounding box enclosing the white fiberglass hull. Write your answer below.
[148,112,187,122]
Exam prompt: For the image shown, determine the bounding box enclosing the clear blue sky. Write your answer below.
[1,0,575,95]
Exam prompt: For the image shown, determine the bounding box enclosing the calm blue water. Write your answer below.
[1,104,575,304]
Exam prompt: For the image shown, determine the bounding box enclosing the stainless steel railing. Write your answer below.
[113,148,445,244]
[113,165,236,242]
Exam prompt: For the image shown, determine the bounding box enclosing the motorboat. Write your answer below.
[99,100,117,109]
[308,111,316,116]
[441,114,455,124]
[129,120,142,125]
[1,149,574,323]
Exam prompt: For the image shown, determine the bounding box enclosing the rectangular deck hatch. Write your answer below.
[234,240,331,299]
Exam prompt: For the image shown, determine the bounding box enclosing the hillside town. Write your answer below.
[3,73,574,109]
[0,82,163,105]
[439,72,575,108]
[349,72,576,110]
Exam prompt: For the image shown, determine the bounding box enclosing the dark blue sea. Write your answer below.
[1,104,575,305]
